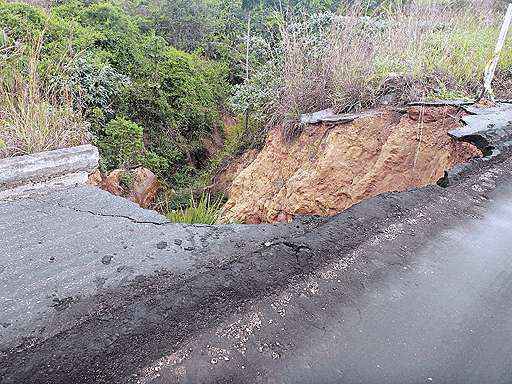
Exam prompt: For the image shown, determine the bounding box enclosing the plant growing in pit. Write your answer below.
[166,193,225,224]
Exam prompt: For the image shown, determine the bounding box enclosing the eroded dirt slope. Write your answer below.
[220,106,480,223]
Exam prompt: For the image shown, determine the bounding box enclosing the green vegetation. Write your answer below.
[166,193,224,224]
[0,32,89,157]
[1,0,511,222]
[252,3,512,137]
[97,117,147,170]
[0,0,228,179]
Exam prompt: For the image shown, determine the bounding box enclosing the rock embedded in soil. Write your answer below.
[89,167,160,209]
[219,106,481,224]
[128,168,160,208]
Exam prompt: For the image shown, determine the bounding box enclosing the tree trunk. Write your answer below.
[244,11,251,133]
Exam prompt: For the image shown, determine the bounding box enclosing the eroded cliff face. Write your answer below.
[219,106,481,224]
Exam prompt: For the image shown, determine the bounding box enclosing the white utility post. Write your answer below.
[482,3,512,102]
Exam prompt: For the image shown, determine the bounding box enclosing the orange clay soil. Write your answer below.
[218,106,481,224]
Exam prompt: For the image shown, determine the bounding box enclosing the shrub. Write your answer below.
[55,57,130,120]
[0,2,47,41]
[96,116,170,173]
[166,193,224,224]
[97,116,145,170]
[73,2,149,74]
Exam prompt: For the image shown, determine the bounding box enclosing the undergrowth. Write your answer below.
[166,193,224,224]
[234,1,512,138]
[0,31,89,157]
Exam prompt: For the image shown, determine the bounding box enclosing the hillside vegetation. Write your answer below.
[0,0,511,220]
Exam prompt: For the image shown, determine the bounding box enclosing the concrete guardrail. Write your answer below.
[0,145,99,200]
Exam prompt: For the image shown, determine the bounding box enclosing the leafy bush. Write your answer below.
[0,2,47,41]
[97,116,145,170]
[96,116,169,172]
[56,57,130,119]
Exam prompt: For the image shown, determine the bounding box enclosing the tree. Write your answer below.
[242,0,260,132]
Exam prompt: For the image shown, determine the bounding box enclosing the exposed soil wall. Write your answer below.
[210,148,259,195]
[219,106,481,223]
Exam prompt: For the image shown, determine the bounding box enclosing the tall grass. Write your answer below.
[268,0,511,135]
[0,30,89,158]
[166,193,224,224]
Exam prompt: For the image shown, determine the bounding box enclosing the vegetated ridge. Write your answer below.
[1,0,512,222]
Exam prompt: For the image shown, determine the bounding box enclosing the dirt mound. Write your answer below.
[219,106,481,224]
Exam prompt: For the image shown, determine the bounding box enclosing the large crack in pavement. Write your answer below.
[52,201,172,226]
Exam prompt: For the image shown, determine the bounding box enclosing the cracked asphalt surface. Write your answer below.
[2,151,512,383]
[3,103,512,383]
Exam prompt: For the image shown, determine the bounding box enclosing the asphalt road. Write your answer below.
[136,161,512,384]
[165,193,512,384]
[2,148,512,383]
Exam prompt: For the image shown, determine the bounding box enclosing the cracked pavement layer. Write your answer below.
[2,148,512,383]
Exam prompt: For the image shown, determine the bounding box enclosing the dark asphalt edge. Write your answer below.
[136,167,507,384]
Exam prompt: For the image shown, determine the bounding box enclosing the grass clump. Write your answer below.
[0,32,89,158]
[166,193,224,224]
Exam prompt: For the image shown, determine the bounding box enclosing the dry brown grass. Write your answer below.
[0,31,89,158]
[269,0,511,137]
